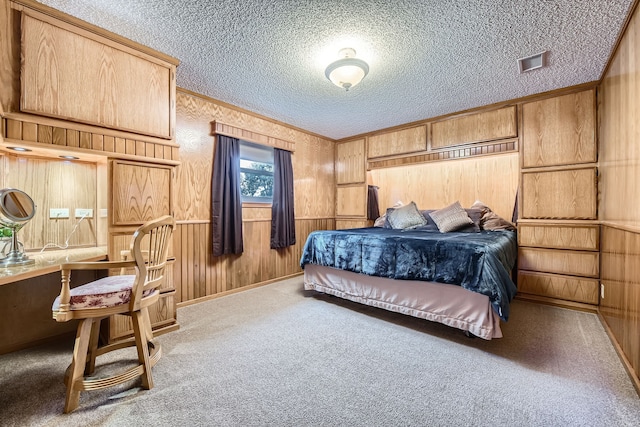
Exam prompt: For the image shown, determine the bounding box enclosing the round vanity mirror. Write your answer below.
[0,188,36,224]
[0,188,36,267]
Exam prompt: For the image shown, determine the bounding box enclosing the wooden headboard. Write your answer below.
[369,152,519,221]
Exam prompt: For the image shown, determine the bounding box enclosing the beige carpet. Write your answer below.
[1,275,639,426]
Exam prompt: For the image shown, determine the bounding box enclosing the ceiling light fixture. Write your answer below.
[6,146,32,152]
[325,48,369,91]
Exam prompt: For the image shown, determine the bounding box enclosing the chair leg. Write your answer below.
[132,310,154,390]
[64,318,94,413]
[85,319,102,376]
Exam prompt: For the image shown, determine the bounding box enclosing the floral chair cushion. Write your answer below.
[52,275,137,311]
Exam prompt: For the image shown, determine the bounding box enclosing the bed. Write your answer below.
[300,200,518,339]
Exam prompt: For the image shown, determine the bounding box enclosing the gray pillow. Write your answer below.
[386,201,428,230]
[428,201,474,233]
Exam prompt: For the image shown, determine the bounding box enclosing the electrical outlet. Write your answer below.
[49,208,70,219]
[600,283,605,299]
[75,208,94,218]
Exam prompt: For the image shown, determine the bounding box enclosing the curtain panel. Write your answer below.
[271,148,296,249]
[367,185,380,220]
[211,135,243,256]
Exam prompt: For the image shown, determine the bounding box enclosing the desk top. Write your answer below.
[0,246,108,286]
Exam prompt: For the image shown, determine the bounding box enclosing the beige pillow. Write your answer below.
[428,201,474,233]
[386,201,427,230]
[470,200,516,231]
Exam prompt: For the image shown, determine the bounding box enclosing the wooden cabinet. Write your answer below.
[430,106,517,149]
[335,139,368,224]
[20,10,176,139]
[367,125,426,158]
[111,160,173,225]
[517,88,599,308]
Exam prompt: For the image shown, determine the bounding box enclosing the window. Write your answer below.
[239,140,274,203]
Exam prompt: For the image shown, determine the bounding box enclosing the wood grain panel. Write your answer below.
[213,121,295,152]
[518,271,599,304]
[3,154,97,250]
[175,90,335,221]
[336,139,365,184]
[600,226,640,384]
[431,106,517,149]
[518,247,599,278]
[522,89,596,168]
[107,292,176,341]
[370,153,518,221]
[518,224,599,251]
[521,167,597,219]
[173,218,334,304]
[367,125,426,158]
[111,160,172,225]
[21,12,174,138]
[336,185,366,217]
[336,220,368,229]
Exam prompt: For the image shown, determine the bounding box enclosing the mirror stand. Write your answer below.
[0,224,34,267]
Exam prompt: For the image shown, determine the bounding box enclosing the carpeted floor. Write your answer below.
[1,275,639,426]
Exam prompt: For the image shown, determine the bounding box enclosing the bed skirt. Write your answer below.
[303,264,502,340]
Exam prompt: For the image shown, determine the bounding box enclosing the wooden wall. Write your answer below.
[598,0,640,390]
[369,153,519,220]
[173,89,335,305]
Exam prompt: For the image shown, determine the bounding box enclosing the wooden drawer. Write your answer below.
[518,224,599,250]
[518,247,599,278]
[521,167,597,220]
[517,271,599,304]
[107,291,176,342]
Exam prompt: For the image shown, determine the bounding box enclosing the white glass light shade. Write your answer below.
[325,49,369,91]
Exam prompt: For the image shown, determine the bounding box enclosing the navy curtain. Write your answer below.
[270,148,295,249]
[211,135,243,256]
[367,185,380,220]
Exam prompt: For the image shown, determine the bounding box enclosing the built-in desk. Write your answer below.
[0,246,108,354]
[0,246,108,287]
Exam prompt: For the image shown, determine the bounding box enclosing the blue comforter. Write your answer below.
[300,228,518,321]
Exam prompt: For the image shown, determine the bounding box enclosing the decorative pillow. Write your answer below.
[381,201,405,228]
[470,200,516,231]
[458,208,483,232]
[386,201,428,230]
[428,201,474,233]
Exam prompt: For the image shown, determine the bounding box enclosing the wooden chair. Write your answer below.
[52,215,175,413]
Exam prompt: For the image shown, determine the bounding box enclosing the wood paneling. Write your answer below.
[521,167,597,219]
[20,11,175,138]
[172,218,334,304]
[368,139,518,169]
[598,1,640,389]
[518,224,599,251]
[213,121,295,152]
[2,153,98,250]
[111,160,172,225]
[370,153,518,221]
[517,271,599,305]
[522,90,596,168]
[367,125,426,159]
[431,106,517,149]
[600,227,640,382]
[174,90,335,222]
[336,219,368,230]
[336,139,365,184]
[336,185,367,217]
[518,247,599,278]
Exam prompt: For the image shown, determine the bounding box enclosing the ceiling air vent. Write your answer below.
[518,51,548,73]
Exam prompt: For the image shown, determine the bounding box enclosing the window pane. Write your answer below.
[239,140,274,203]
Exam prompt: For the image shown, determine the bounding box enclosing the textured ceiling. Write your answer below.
[38,0,634,140]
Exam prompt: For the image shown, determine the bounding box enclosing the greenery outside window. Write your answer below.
[239,140,274,203]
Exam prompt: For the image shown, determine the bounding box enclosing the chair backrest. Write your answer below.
[128,215,175,310]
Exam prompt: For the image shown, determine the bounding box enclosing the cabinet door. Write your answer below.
[518,247,599,278]
[111,160,172,225]
[522,89,596,168]
[521,167,597,219]
[21,11,175,139]
[431,106,517,149]
[368,126,426,158]
[336,139,366,184]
